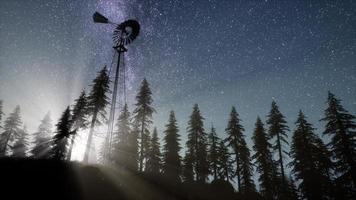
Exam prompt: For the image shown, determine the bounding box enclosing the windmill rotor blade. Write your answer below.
[112,19,140,46]
[93,12,109,23]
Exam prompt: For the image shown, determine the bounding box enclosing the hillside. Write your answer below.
[0,158,243,200]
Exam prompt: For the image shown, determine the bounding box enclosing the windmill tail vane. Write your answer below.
[93,12,109,24]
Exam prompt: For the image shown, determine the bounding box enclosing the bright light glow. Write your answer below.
[70,130,88,161]
[70,126,107,163]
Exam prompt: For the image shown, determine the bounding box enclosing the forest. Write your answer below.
[0,66,355,200]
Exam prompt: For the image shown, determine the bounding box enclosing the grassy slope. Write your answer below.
[0,158,241,200]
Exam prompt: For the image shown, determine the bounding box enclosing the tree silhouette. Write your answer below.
[84,66,110,163]
[290,111,332,200]
[132,78,155,172]
[0,105,22,156]
[113,104,131,168]
[266,101,289,194]
[225,106,255,193]
[186,104,209,183]
[285,177,299,200]
[217,140,233,181]
[146,127,161,176]
[252,117,276,200]
[208,125,220,180]
[12,125,29,157]
[182,152,194,183]
[98,133,110,164]
[0,100,4,130]
[31,112,53,158]
[162,111,181,183]
[50,107,72,160]
[127,124,139,172]
[68,90,89,161]
[321,92,356,197]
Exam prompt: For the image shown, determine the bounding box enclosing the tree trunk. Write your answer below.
[67,134,76,161]
[139,115,145,172]
[276,133,285,183]
[213,165,217,180]
[234,144,241,192]
[0,132,11,156]
[341,128,356,187]
[84,112,97,163]
[225,163,229,181]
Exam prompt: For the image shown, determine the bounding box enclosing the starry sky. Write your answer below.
[0,0,356,160]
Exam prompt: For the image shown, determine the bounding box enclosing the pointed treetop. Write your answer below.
[4,105,22,131]
[38,111,52,133]
[55,106,72,138]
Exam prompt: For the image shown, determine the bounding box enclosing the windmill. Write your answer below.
[91,12,140,162]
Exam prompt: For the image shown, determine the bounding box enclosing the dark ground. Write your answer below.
[0,158,250,200]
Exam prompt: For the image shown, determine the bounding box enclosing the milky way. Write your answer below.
[0,0,355,161]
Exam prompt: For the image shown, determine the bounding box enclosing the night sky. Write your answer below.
[0,0,355,160]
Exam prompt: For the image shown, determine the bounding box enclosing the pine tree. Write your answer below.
[98,134,110,164]
[182,152,194,183]
[252,117,276,200]
[186,104,209,183]
[113,104,131,168]
[314,137,334,197]
[225,106,255,193]
[0,105,22,156]
[162,111,181,183]
[146,127,161,176]
[321,92,356,196]
[31,112,53,158]
[142,130,151,169]
[12,125,29,157]
[238,132,255,193]
[208,125,220,180]
[217,140,233,181]
[84,66,110,163]
[0,100,4,130]
[132,78,155,172]
[50,107,72,160]
[290,111,333,200]
[266,101,289,189]
[127,124,139,172]
[68,90,88,161]
[286,177,299,200]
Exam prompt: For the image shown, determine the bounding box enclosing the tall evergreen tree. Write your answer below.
[84,66,110,163]
[321,92,356,196]
[285,177,299,200]
[225,106,255,193]
[266,101,289,188]
[217,140,233,181]
[132,78,155,172]
[12,125,29,157]
[0,105,22,156]
[252,117,276,200]
[31,112,53,158]
[208,125,220,180]
[238,133,255,193]
[113,104,131,168]
[290,111,333,200]
[146,127,161,176]
[0,100,4,130]
[127,124,139,172]
[182,152,194,183]
[98,134,110,164]
[50,107,72,160]
[162,111,181,183]
[68,90,88,161]
[186,104,209,183]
